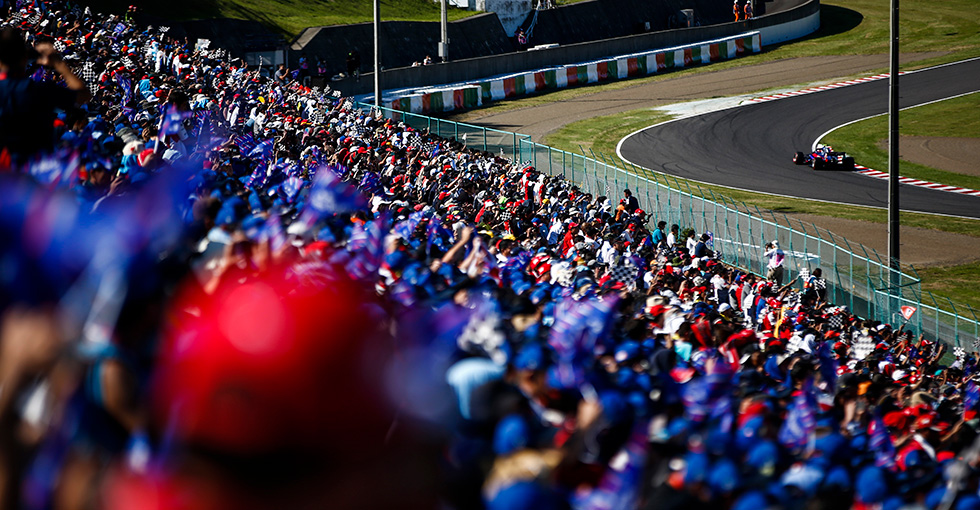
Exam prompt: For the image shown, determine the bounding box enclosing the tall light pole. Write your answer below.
[887,0,900,270]
[439,0,449,62]
[373,0,382,108]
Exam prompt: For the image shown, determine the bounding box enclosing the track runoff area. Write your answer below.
[617,58,980,219]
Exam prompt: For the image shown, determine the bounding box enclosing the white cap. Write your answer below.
[718,303,732,313]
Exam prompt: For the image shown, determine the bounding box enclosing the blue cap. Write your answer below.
[615,341,641,363]
[708,458,741,493]
[215,206,240,226]
[823,465,852,490]
[732,491,768,510]
[513,344,549,371]
[684,452,710,485]
[494,414,530,456]
[530,285,550,305]
[856,466,888,503]
[512,279,532,296]
[746,440,779,476]
[781,462,825,496]
[485,481,564,510]
[955,496,980,510]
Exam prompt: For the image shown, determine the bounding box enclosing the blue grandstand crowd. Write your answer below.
[1,1,979,509]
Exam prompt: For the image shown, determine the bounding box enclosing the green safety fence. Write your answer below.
[363,102,980,349]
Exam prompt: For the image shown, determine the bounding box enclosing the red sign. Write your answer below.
[901,306,917,321]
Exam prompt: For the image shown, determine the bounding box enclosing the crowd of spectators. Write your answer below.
[2,2,980,509]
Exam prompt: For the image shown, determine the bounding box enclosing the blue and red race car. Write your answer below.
[793,144,855,170]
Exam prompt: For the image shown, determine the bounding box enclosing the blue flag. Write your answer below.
[965,381,979,418]
[234,133,257,154]
[868,414,897,470]
[248,139,274,161]
[346,217,386,282]
[393,210,426,240]
[682,370,732,424]
[159,105,190,136]
[114,72,132,100]
[547,296,619,388]
[778,379,817,450]
[297,166,367,227]
[27,149,80,188]
[816,340,839,392]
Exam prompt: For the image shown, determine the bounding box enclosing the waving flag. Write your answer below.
[114,72,132,100]
[346,217,386,281]
[296,166,367,228]
[547,296,619,388]
[901,306,917,321]
[245,164,268,189]
[868,415,897,470]
[816,340,839,392]
[159,105,190,136]
[682,370,732,424]
[965,381,980,420]
[28,149,80,188]
[233,133,257,154]
[779,379,817,450]
[393,210,426,240]
[248,139,274,161]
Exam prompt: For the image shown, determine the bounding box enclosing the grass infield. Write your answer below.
[822,92,980,192]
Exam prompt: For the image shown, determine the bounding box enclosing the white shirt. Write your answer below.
[765,247,785,269]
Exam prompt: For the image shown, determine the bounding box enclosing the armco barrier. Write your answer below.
[363,100,980,349]
[380,32,762,115]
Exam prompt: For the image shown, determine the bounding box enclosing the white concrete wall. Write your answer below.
[757,7,820,45]
[477,0,532,37]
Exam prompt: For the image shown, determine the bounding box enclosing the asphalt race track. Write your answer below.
[617,58,980,218]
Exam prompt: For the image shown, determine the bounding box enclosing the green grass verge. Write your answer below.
[83,0,479,37]
[823,92,980,191]
[916,261,980,313]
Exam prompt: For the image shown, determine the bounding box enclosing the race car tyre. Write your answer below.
[811,158,824,170]
[793,152,807,165]
[842,157,855,170]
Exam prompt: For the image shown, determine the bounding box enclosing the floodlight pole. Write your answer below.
[887,0,900,270]
[373,0,382,108]
[439,0,449,62]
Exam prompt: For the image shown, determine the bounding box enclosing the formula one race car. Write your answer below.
[793,144,855,170]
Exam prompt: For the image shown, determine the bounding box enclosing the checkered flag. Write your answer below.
[331,90,342,98]
[79,62,100,94]
[121,55,136,69]
[851,335,875,360]
[554,265,574,288]
[827,313,844,331]
[608,263,636,284]
[27,13,41,25]
[799,268,810,281]
[54,40,67,53]
[408,134,424,151]
[310,107,325,125]
[159,26,170,33]
[341,99,355,112]
[973,338,980,350]
[955,346,966,360]
[814,278,826,291]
